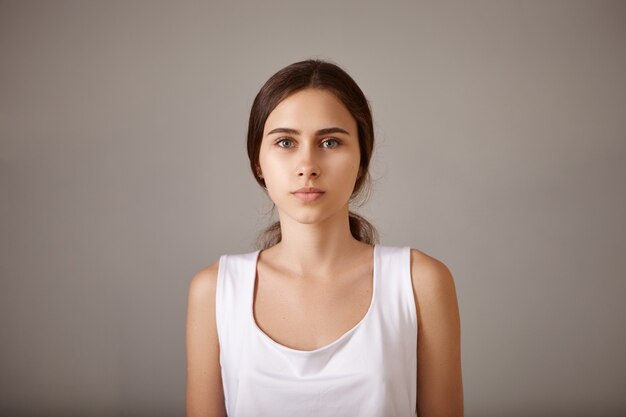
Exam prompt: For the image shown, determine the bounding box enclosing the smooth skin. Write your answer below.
[186,88,463,416]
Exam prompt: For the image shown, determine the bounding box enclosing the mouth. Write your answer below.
[292,191,325,202]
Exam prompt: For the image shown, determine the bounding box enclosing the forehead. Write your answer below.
[263,89,357,134]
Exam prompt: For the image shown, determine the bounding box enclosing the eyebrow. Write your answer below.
[266,127,351,136]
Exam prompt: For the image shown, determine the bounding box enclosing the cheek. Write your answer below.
[259,156,288,192]
[259,154,280,179]
[257,147,273,176]
[340,152,361,177]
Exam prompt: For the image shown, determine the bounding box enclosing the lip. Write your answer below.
[293,187,324,193]
[291,187,325,202]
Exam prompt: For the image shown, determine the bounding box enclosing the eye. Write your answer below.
[275,138,294,148]
[321,138,341,149]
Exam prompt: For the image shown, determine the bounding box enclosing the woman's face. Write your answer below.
[258,88,361,225]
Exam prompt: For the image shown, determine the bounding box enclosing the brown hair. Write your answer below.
[247,59,379,249]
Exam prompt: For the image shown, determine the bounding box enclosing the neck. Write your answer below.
[270,205,367,280]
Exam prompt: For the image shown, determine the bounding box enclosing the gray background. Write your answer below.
[1,1,625,416]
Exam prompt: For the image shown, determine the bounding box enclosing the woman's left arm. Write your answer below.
[410,249,464,417]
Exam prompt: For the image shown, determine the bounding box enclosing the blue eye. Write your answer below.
[276,138,294,148]
[322,138,340,148]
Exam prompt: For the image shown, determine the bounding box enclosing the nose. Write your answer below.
[295,146,320,179]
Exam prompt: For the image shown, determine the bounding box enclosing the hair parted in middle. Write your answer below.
[246,58,379,249]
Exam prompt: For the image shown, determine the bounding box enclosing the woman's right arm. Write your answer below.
[186,262,227,417]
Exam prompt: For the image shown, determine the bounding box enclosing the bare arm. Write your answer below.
[186,262,227,417]
[411,249,464,417]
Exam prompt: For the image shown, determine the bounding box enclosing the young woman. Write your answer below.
[186,59,463,417]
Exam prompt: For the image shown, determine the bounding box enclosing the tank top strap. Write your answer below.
[373,245,416,328]
[215,250,260,376]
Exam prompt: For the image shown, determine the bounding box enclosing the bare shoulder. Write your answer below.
[186,259,227,417]
[409,248,459,320]
[409,248,455,288]
[409,249,463,415]
[188,260,220,299]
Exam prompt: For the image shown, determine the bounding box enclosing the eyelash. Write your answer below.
[274,137,342,149]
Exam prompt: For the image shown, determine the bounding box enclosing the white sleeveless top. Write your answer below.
[215,244,418,417]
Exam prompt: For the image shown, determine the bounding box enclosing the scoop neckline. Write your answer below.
[250,244,378,355]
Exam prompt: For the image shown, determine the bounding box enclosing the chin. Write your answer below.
[281,206,347,226]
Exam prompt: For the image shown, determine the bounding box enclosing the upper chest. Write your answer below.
[252,259,374,351]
